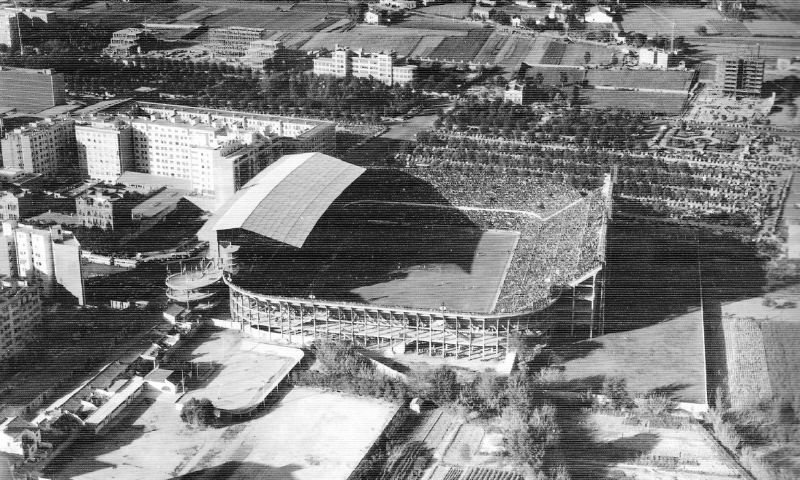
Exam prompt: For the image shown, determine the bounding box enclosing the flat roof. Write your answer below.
[211,153,365,248]
[116,171,192,191]
[131,188,185,217]
[84,376,144,427]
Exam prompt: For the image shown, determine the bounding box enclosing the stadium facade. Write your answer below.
[199,152,612,360]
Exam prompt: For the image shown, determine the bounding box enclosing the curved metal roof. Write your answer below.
[212,152,365,248]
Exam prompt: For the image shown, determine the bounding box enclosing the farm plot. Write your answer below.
[491,36,538,70]
[559,42,617,66]
[443,424,486,465]
[410,35,449,58]
[418,3,474,18]
[522,37,551,65]
[721,316,772,408]
[582,89,688,115]
[622,6,723,37]
[399,15,478,31]
[472,33,513,65]
[706,20,752,36]
[427,30,493,63]
[585,70,696,92]
[204,10,338,31]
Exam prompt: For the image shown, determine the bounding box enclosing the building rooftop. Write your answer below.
[116,172,192,192]
[131,188,185,219]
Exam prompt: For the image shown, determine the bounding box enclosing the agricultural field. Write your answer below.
[472,34,537,69]
[418,3,474,19]
[720,286,800,405]
[558,311,707,404]
[299,26,466,57]
[581,89,688,115]
[398,15,478,32]
[524,39,617,66]
[585,70,696,93]
[203,10,340,31]
[558,413,744,479]
[427,30,493,63]
[47,388,398,480]
[622,6,723,37]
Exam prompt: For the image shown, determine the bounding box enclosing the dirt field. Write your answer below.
[558,311,707,404]
[48,387,397,480]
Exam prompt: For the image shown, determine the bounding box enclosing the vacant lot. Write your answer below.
[48,387,397,480]
[559,311,707,404]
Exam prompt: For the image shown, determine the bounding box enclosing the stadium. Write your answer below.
[198,152,612,360]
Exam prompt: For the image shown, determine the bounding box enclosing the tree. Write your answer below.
[584,51,591,65]
[424,366,460,405]
[181,398,215,427]
[695,25,707,36]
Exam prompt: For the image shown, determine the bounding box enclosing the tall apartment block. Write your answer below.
[74,101,335,209]
[3,222,83,304]
[0,10,19,51]
[208,26,265,58]
[0,279,43,364]
[715,55,765,96]
[242,40,285,71]
[0,67,66,113]
[0,118,75,177]
[75,117,134,183]
[313,47,417,85]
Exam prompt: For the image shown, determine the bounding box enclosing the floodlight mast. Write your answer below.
[12,0,23,55]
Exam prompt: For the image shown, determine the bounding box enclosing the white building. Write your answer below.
[639,48,677,69]
[0,415,41,459]
[0,9,19,50]
[242,40,284,72]
[584,5,613,23]
[379,0,418,9]
[313,47,417,86]
[0,279,42,364]
[0,118,76,177]
[8,222,83,303]
[364,10,382,24]
[75,117,134,183]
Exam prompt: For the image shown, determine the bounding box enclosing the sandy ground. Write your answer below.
[49,388,397,480]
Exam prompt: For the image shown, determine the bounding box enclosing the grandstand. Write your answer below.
[200,153,612,360]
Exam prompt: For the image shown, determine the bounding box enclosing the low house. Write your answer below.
[364,10,383,24]
[473,6,495,19]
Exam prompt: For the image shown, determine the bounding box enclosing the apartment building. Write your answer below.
[0,222,85,305]
[379,0,418,9]
[0,67,66,114]
[76,101,335,208]
[208,26,265,58]
[7,222,83,303]
[0,221,16,278]
[716,55,765,96]
[75,117,134,183]
[0,118,75,177]
[0,188,71,221]
[104,28,157,57]
[313,47,417,85]
[0,279,42,363]
[75,186,141,231]
[0,9,18,51]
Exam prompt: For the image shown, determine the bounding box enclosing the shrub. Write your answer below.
[181,398,215,427]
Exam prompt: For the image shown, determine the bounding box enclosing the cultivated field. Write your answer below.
[582,89,688,115]
[559,413,744,479]
[721,286,800,405]
[427,30,493,63]
[418,4,474,18]
[559,311,707,404]
[585,70,696,92]
[524,38,617,66]
[622,6,723,37]
[48,388,397,480]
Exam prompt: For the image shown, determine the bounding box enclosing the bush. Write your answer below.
[602,377,633,410]
[181,398,215,427]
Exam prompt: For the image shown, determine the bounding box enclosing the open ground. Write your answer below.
[47,387,397,480]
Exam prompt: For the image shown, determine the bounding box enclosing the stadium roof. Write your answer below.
[211,152,366,248]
